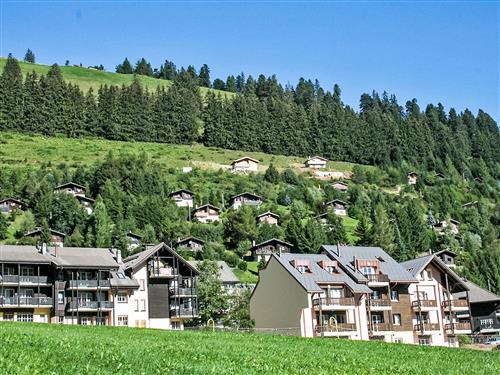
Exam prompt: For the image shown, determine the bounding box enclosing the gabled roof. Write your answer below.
[0,198,24,206]
[24,227,66,238]
[54,182,85,191]
[231,156,259,165]
[325,199,348,207]
[331,181,349,187]
[400,254,468,292]
[0,245,52,264]
[75,195,95,203]
[272,253,372,294]
[407,171,418,176]
[322,245,417,284]
[177,236,205,246]
[305,155,328,163]
[230,192,264,201]
[251,238,293,250]
[123,242,198,274]
[126,231,142,240]
[435,172,445,178]
[257,211,279,219]
[187,261,239,284]
[433,249,457,258]
[49,247,119,269]
[193,204,220,212]
[455,280,500,304]
[110,269,139,289]
[169,189,194,197]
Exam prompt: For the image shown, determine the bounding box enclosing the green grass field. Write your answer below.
[0,57,230,97]
[0,132,360,173]
[0,323,498,374]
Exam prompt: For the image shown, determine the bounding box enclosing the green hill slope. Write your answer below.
[1,323,498,375]
[0,57,230,97]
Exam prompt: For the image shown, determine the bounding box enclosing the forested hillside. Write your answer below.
[0,54,498,293]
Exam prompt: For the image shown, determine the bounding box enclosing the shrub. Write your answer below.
[458,335,472,346]
[238,260,247,272]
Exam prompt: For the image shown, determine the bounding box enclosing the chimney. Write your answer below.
[41,243,47,255]
[116,249,122,264]
[252,240,256,247]
[53,244,58,258]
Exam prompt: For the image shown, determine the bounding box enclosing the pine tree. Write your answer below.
[198,64,211,87]
[264,163,279,183]
[116,58,133,74]
[0,55,24,130]
[24,49,35,63]
[354,215,371,245]
[0,214,8,240]
[134,58,153,76]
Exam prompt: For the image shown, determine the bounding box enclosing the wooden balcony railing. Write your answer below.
[365,274,390,283]
[149,267,177,278]
[0,296,52,306]
[371,323,393,332]
[413,323,440,332]
[67,301,114,310]
[68,280,110,288]
[170,306,198,317]
[312,297,355,307]
[315,323,356,334]
[170,287,197,296]
[445,322,471,331]
[368,299,391,308]
[412,300,437,308]
[442,299,468,308]
[0,275,51,284]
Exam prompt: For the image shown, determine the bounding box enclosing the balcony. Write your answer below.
[68,280,111,289]
[67,300,114,311]
[170,306,198,318]
[368,299,392,311]
[365,274,390,285]
[0,275,51,285]
[170,287,197,297]
[412,300,438,311]
[0,296,53,307]
[442,299,469,311]
[445,322,472,333]
[312,297,356,310]
[371,323,393,333]
[149,267,177,279]
[413,323,440,333]
[315,323,357,337]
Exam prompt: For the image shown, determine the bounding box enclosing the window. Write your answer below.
[78,292,93,303]
[17,313,33,322]
[118,315,128,327]
[139,279,145,291]
[4,267,16,276]
[80,271,93,280]
[171,321,181,330]
[80,317,89,326]
[426,270,432,280]
[325,266,337,273]
[39,315,47,323]
[116,272,126,279]
[135,320,147,328]
[448,336,456,346]
[134,299,139,312]
[20,288,34,298]
[418,291,428,301]
[392,314,401,326]
[394,338,403,344]
[58,291,65,304]
[391,290,399,301]
[372,290,381,300]
[329,289,344,299]
[419,337,430,345]
[117,292,128,303]
[58,316,64,324]
[4,289,15,298]
[20,267,34,277]
[371,314,384,324]
[3,313,14,321]
[361,266,375,275]
[140,299,146,312]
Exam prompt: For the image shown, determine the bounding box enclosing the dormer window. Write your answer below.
[291,259,312,274]
[361,266,376,275]
[318,260,338,273]
[297,265,310,274]
[325,266,337,274]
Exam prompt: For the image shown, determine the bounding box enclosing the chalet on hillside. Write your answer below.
[54,182,86,197]
[0,198,24,214]
[434,249,457,269]
[192,204,220,223]
[231,157,259,173]
[169,189,194,208]
[75,195,95,214]
[435,172,445,180]
[463,201,478,209]
[324,199,348,216]
[250,238,292,262]
[304,156,327,169]
[230,192,264,210]
[126,231,142,251]
[433,219,460,236]
[407,172,418,185]
[23,227,66,247]
[256,211,279,226]
[176,237,204,252]
[331,181,349,192]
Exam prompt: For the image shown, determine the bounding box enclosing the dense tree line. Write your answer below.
[0,55,498,179]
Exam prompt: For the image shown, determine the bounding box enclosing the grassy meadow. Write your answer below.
[0,322,498,375]
[0,57,230,97]
[0,131,360,173]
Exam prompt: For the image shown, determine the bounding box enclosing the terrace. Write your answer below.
[412,300,438,311]
[314,323,357,337]
[368,299,392,311]
[67,280,111,289]
[442,299,469,311]
[445,322,472,334]
[371,323,393,333]
[0,275,51,285]
[67,300,114,311]
[413,323,440,333]
[312,297,356,310]
[0,296,53,307]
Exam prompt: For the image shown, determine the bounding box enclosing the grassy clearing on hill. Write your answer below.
[0,323,498,375]
[0,132,360,173]
[0,57,230,97]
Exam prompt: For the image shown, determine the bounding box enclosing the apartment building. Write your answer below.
[250,245,471,347]
[0,242,198,330]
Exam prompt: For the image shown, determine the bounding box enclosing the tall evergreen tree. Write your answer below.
[24,49,35,63]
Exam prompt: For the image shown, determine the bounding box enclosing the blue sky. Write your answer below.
[1,1,499,121]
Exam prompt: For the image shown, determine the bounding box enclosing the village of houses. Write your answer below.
[0,155,499,348]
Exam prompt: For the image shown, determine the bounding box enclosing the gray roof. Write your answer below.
[24,227,66,237]
[455,280,500,304]
[0,245,52,264]
[188,261,239,284]
[110,269,140,289]
[400,254,468,292]
[54,182,85,190]
[251,238,293,250]
[322,245,417,283]
[272,253,372,294]
[0,245,119,269]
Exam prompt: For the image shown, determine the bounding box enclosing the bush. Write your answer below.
[458,335,472,346]
[224,251,240,267]
[238,261,247,272]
